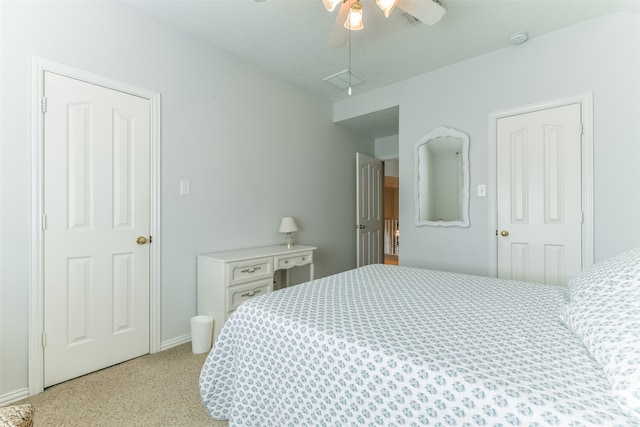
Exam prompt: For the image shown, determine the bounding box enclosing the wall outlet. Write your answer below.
[180,180,191,196]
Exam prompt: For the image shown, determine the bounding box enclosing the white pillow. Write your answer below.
[567,247,640,303]
[561,247,640,419]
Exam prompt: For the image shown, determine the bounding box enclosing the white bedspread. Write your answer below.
[200,264,638,426]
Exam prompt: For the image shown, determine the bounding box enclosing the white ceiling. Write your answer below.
[127,0,639,137]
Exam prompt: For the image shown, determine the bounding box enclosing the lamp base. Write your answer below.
[283,233,295,248]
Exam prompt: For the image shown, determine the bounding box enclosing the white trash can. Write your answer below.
[190,315,214,354]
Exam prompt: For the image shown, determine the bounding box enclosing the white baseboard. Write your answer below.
[159,333,191,351]
[0,388,29,406]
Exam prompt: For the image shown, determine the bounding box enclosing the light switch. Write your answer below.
[180,180,191,196]
[477,184,486,197]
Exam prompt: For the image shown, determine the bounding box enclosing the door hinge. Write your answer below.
[42,331,47,348]
[579,122,584,136]
[42,214,47,230]
[41,97,47,113]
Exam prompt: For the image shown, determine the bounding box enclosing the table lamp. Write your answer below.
[279,216,298,248]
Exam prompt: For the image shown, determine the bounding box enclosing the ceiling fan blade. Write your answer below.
[397,0,446,26]
[329,0,349,49]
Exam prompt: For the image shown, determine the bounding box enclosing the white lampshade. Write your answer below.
[376,0,399,17]
[322,0,342,12]
[344,1,364,31]
[279,216,298,233]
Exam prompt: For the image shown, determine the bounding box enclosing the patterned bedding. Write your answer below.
[200,264,639,426]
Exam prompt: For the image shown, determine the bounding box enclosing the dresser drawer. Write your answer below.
[227,279,272,312]
[275,251,313,270]
[226,257,274,286]
[198,245,316,344]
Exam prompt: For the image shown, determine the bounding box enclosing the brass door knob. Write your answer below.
[136,236,148,245]
[500,230,509,237]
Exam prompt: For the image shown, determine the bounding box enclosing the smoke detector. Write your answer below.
[509,31,529,46]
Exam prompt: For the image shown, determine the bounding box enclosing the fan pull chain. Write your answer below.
[348,0,353,96]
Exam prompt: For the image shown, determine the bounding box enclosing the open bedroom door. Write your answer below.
[356,153,383,267]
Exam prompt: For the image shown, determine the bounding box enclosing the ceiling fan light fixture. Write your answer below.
[344,1,364,31]
[376,0,399,17]
[322,0,342,12]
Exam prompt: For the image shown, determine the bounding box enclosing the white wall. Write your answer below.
[375,135,399,160]
[384,160,399,177]
[0,1,372,398]
[335,12,640,274]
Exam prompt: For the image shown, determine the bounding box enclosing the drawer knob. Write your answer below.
[240,289,262,298]
[241,265,262,274]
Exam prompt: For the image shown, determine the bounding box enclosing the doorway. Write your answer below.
[356,153,383,267]
[338,106,399,267]
[383,160,399,265]
[43,71,151,387]
[488,94,594,281]
[29,57,162,395]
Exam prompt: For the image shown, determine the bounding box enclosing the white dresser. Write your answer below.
[197,244,316,343]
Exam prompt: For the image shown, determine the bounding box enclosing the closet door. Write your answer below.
[43,71,151,386]
[496,103,582,285]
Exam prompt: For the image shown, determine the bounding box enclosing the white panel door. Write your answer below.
[497,103,582,285]
[43,71,151,386]
[356,153,383,267]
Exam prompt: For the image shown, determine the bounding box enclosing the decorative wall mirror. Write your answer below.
[414,126,470,227]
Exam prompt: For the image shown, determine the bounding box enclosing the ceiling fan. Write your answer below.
[324,0,446,48]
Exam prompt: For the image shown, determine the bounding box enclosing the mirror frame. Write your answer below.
[414,125,470,227]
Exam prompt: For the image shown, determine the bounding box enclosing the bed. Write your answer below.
[200,248,640,426]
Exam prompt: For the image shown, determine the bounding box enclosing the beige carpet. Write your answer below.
[14,343,229,427]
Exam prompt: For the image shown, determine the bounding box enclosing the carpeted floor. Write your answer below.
[13,343,229,427]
